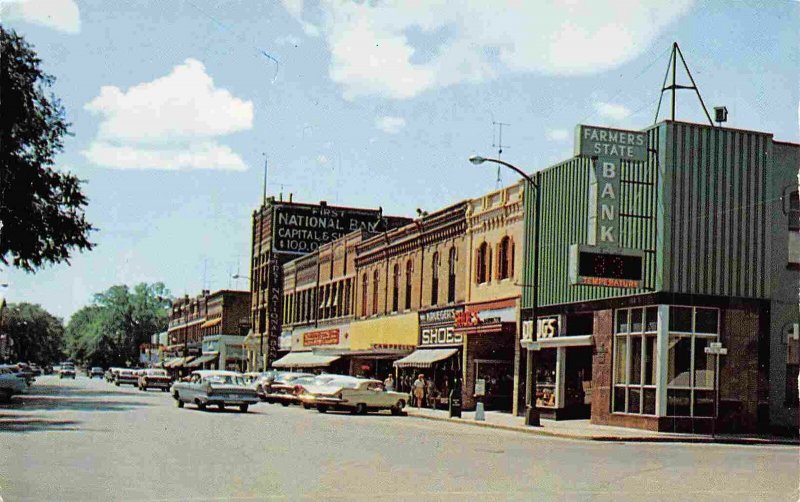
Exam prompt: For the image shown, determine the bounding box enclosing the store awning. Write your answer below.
[271,352,341,369]
[200,318,221,329]
[165,356,195,368]
[393,348,458,368]
[162,357,182,368]
[524,335,594,350]
[186,353,219,367]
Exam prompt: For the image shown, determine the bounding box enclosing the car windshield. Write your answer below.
[148,370,167,376]
[204,375,245,386]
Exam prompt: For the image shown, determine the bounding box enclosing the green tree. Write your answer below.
[2,302,64,364]
[0,26,94,272]
[65,283,171,367]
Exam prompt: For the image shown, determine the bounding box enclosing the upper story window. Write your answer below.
[497,236,514,280]
[431,252,439,306]
[447,247,457,303]
[361,274,368,317]
[788,190,800,266]
[392,264,400,313]
[372,270,379,315]
[476,242,491,284]
[405,260,413,310]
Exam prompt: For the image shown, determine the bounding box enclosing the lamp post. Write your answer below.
[469,155,542,427]
[233,274,260,371]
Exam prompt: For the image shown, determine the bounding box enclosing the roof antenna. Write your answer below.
[492,120,510,189]
[262,153,268,205]
[653,42,714,126]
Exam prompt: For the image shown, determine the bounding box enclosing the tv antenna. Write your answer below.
[653,42,714,127]
[492,121,510,189]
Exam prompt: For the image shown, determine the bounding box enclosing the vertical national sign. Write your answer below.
[266,255,282,365]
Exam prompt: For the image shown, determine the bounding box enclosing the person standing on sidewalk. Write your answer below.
[384,374,395,391]
[413,374,426,408]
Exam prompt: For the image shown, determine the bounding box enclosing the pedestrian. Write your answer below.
[425,377,436,408]
[413,373,426,408]
[384,374,395,391]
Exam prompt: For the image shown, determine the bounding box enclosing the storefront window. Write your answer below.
[535,349,557,408]
[786,332,798,407]
[666,306,719,417]
[613,307,657,415]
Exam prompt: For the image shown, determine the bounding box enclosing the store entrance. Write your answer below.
[563,346,592,419]
[535,346,593,420]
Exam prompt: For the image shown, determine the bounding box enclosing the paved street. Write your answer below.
[1,376,798,501]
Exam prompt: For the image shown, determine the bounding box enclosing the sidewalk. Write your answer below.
[404,406,800,446]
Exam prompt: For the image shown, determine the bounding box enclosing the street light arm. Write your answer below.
[470,156,537,187]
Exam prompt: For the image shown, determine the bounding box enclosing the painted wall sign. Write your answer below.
[575,125,648,162]
[454,310,480,328]
[419,306,464,347]
[272,204,389,255]
[303,329,340,347]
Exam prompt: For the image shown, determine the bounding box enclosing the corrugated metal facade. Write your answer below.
[522,121,776,310]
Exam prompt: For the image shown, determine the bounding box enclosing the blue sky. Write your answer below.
[1,0,798,321]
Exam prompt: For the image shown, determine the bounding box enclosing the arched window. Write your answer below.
[405,259,413,310]
[372,270,379,315]
[447,247,457,303]
[498,236,514,280]
[431,252,439,305]
[476,242,489,284]
[392,264,400,312]
[361,273,368,317]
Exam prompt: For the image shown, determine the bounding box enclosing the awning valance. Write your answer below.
[393,348,458,368]
[201,318,222,329]
[271,352,341,369]
[162,357,181,368]
[523,335,594,350]
[187,353,219,367]
[165,356,195,368]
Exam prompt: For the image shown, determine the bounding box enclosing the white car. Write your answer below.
[300,378,409,415]
[0,367,29,402]
[170,370,259,413]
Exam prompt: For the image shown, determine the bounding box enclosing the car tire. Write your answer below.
[217,403,225,410]
[115,382,119,386]
[0,389,12,403]
[317,405,328,413]
[391,400,406,416]
[355,403,367,415]
[239,404,248,413]
[175,396,184,408]
[161,388,168,392]
[281,402,290,407]
[197,401,206,411]
[302,403,311,410]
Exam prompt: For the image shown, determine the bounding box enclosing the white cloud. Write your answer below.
[546,129,569,141]
[316,154,330,165]
[593,102,632,121]
[281,0,694,100]
[83,59,253,171]
[375,115,407,134]
[275,34,302,47]
[0,0,80,34]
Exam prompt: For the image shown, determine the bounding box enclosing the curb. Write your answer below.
[405,412,800,446]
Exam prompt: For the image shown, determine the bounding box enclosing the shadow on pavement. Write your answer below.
[0,415,82,433]
[0,384,155,413]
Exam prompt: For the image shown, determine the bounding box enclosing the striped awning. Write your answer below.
[200,318,222,329]
[186,353,219,367]
[164,356,195,368]
[393,348,458,369]
[271,352,340,369]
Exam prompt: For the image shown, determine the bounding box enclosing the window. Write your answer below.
[786,330,798,407]
[476,242,489,284]
[613,306,658,415]
[498,236,514,280]
[405,260,413,310]
[372,270,379,315]
[431,252,439,305]
[361,274,368,317]
[789,190,800,266]
[344,279,351,316]
[666,306,719,417]
[447,247,457,303]
[392,264,399,313]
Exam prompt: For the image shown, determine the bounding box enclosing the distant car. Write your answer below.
[0,367,28,402]
[170,370,259,413]
[89,367,104,378]
[59,363,76,380]
[262,372,314,405]
[28,363,43,377]
[138,369,171,391]
[300,378,409,415]
[115,369,138,386]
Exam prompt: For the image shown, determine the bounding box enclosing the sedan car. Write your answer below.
[115,369,138,386]
[89,367,104,379]
[59,364,76,380]
[0,367,28,402]
[138,368,172,391]
[262,372,314,406]
[300,378,409,415]
[171,370,259,412]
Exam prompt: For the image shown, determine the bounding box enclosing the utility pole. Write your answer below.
[492,121,511,189]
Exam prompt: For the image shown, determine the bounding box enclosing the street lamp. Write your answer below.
[469,155,542,427]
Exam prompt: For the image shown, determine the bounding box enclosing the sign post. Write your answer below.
[704,342,727,437]
[474,378,486,421]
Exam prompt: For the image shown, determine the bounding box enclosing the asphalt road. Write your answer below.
[0,376,797,502]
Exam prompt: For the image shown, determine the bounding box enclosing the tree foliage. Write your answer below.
[1,302,64,364]
[65,283,171,367]
[0,26,94,272]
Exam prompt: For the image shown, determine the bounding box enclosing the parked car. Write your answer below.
[0,366,28,402]
[59,363,76,380]
[262,372,314,406]
[115,369,138,386]
[300,378,409,415]
[89,367,104,379]
[28,363,43,377]
[138,368,171,391]
[170,370,259,412]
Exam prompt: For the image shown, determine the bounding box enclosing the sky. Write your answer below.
[1,0,798,322]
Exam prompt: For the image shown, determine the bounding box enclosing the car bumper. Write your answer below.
[264,393,300,404]
[202,395,259,405]
[141,380,171,388]
[116,378,138,385]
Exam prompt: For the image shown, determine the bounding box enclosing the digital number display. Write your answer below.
[578,251,642,281]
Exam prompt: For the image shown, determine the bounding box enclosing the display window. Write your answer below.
[535,349,557,408]
[613,306,658,415]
